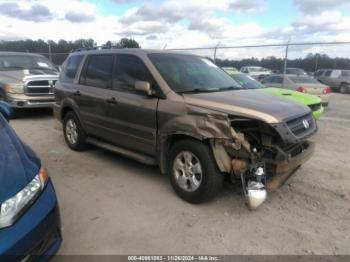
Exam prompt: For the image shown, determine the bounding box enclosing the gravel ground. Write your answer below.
[11,93,350,255]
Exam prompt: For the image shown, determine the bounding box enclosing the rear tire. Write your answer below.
[63,111,87,151]
[339,83,349,94]
[168,139,223,203]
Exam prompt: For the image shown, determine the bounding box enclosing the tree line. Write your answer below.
[1,38,349,72]
[216,53,350,73]
[0,38,140,65]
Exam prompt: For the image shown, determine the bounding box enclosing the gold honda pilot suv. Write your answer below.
[54,49,317,209]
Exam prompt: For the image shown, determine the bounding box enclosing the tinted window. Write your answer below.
[62,55,83,82]
[324,70,332,77]
[315,70,324,77]
[82,55,114,88]
[113,55,155,91]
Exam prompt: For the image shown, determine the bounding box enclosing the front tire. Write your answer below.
[63,111,87,151]
[168,139,224,203]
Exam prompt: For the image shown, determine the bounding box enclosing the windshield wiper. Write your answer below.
[217,86,244,91]
[178,88,220,94]
[30,67,57,71]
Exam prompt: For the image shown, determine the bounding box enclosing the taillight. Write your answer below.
[323,87,332,94]
[297,86,307,93]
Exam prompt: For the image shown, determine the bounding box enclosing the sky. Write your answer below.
[0,0,350,59]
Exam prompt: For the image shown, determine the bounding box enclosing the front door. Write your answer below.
[105,54,158,156]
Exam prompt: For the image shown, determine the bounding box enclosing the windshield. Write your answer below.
[148,53,241,93]
[231,73,265,89]
[289,76,319,84]
[0,55,57,71]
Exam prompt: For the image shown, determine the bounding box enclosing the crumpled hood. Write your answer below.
[183,89,311,123]
[0,116,40,203]
[263,87,322,106]
[0,69,58,83]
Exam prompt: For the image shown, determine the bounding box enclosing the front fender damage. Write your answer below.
[159,105,267,210]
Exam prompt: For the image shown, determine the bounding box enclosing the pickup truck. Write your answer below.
[0,52,59,114]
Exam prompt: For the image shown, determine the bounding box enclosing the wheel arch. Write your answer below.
[158,133,210,175]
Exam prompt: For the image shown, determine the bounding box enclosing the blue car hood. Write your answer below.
[0,116,41,203]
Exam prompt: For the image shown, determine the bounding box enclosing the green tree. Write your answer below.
[116,38,140,48]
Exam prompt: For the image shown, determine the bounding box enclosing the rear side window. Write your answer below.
[61,55,83,82]
[315,70,324,77]
[324,70,332,77]
[80,55,114,89]
[113,55,154,91]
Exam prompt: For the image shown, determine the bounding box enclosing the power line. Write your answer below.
[167,41,350,51]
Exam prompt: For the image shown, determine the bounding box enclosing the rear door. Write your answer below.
[75,54,114,137]
[104,54,158,156]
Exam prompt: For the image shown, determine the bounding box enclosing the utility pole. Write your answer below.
[314,54,319,72]
[283,38,290,75]
[48,41,52,62]
[214,41,221,64]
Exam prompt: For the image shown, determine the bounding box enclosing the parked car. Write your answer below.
[240,66,271,81]
[285,68,307,76]
[54,49,317,209]
[262,74,332,106]
[0,52,59,114]
[0,101,61,259]
[315,69,350,94]
[223,70,324,120]
[221,67,237,74]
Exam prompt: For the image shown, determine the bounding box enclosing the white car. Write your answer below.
[240,66,272,81]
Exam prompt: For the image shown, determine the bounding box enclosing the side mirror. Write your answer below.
[0,101,12,122]
[135,81,153,96]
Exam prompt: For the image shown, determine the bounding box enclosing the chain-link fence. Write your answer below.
[3,41,350,73]
[167,41,350,73]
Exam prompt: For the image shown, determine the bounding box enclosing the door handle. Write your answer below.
[73,91,81,97]
[106,97,118,104]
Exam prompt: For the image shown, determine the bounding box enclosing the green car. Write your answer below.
[224,71,324,119]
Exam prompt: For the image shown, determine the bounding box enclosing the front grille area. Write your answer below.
[25,80,56,95]
[286,113,315,137]
[309,103,322,112]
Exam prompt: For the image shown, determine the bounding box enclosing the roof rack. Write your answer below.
[71,45,130,53]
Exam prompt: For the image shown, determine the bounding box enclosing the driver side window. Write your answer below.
[113,55,155,92]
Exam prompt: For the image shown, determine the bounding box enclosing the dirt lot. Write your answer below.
[11,93,350,255]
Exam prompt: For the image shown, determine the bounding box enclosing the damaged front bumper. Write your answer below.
[266,140,315,191]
